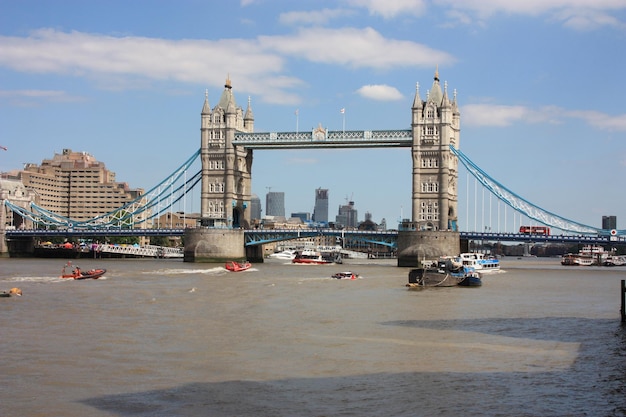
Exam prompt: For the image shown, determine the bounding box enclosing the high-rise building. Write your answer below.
[602,215,617,230]
[291,212,310,222]
[250,194,261,220]
[266,191,285,217]
[336,200,358,228]
[313,188,328,223]
[15,149,144,223]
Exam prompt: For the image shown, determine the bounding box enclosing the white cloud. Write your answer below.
[0,89,86,106]
[346,0,427,18]
[279,8,353,26]
[356,84,404,101]
[259,27,455,69]
[0,28,453,105]
[439,0,626,29]
[463,103,626,131]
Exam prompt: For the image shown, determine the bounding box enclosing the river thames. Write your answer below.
[1,256,624,416]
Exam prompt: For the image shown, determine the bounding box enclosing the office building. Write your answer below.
[266,191,285,217]
[336,200,358,228]
[291,212,311,222]
[602,215,617,230]
[250,194,261,220]
[313,188,328,223]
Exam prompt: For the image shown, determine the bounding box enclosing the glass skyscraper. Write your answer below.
[266,191,285,217]
[313,188,328,223]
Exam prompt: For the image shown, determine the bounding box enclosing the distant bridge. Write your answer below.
[6,228,624,247]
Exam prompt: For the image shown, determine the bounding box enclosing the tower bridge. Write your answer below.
[3,71,622,263]
[185,71,460,265]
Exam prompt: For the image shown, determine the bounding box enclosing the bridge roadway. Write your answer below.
[5,228,625,247]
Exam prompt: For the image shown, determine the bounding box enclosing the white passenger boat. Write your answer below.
[459,253,500,272]
[268,250,297,260]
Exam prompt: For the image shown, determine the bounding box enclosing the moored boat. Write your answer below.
[225,261,252,272]
[407,257,481,288]
[459,253,500,272]
[604,255,626,266]
[267,250,297,260]
[561,245,613,266]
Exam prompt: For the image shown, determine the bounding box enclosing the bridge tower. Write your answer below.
[398,69,461,266]
[185,77,257,262]
[199,76,254,228]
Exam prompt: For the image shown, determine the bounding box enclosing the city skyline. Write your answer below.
[1,1,625,230]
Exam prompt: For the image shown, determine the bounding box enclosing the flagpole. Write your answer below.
[295,109,299,134]
[341,108,345,133]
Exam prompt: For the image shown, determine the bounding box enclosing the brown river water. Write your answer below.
[1,256,624,416]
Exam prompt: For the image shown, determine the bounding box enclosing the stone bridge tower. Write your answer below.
[199,77,254,228]
[410,69,460,231]
[398,70,461,266]
[185,77,257,262]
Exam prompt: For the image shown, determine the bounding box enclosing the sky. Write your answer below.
[1,0,625,232]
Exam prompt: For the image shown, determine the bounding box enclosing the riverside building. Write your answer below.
[9,148,145,224]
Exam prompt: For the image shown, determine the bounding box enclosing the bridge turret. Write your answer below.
[244,96,254,132]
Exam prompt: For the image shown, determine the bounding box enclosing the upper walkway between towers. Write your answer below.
[233,128,413,149]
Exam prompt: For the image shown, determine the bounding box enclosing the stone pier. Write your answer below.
[396,230,460,267]
[184,228,246,263]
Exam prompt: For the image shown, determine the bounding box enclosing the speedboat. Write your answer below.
[331,271,359,280]
[60,264,106,280]
[0,287,22,297]
[225,261,252,272]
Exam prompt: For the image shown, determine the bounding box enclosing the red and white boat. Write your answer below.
[292,249,341,265]
[225,261,252,272]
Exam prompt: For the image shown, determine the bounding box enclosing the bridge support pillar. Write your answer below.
[3,235,35,257]
[396,230,460,267]
[0,231,7,257]
[245,245,264,263]
[184,228,246,263]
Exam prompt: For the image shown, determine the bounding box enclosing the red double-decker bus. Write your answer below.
[519,226,550,235]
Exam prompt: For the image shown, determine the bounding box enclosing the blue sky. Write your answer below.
[1,0,625,232]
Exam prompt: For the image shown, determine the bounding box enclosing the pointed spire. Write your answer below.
[412,81,423,109]
[244,95,254,120]
[442,80,450,107]
[201,88,211,114]
[429,66,443,105]
[218,75,237,110]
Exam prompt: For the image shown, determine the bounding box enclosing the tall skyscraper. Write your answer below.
[602,215,617,230]
[250,194,261,220]
[313,188,328,223]
[336,200,358,228]
[266,191,285,217]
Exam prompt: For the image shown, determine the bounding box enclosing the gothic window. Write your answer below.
[427,108,434,118]
[427,126,434,135]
